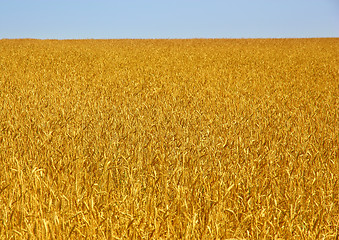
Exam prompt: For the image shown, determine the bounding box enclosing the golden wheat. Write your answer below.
[0,38,338,239]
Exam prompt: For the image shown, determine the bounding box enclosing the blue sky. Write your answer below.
[0,0,338,39]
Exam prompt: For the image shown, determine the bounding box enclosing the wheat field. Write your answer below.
[0,38,338,239]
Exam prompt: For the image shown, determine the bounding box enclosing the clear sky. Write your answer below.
[0,0,338,39]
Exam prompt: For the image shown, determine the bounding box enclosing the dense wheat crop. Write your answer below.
[0,38,338,239]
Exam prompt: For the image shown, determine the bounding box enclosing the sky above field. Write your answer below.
[0,0,338,39]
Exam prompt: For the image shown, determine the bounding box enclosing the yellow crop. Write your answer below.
[0,38,338,239]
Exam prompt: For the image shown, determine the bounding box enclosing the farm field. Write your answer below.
[0,38,338,239]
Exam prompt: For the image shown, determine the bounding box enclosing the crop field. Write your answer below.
[0,38,338,239]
